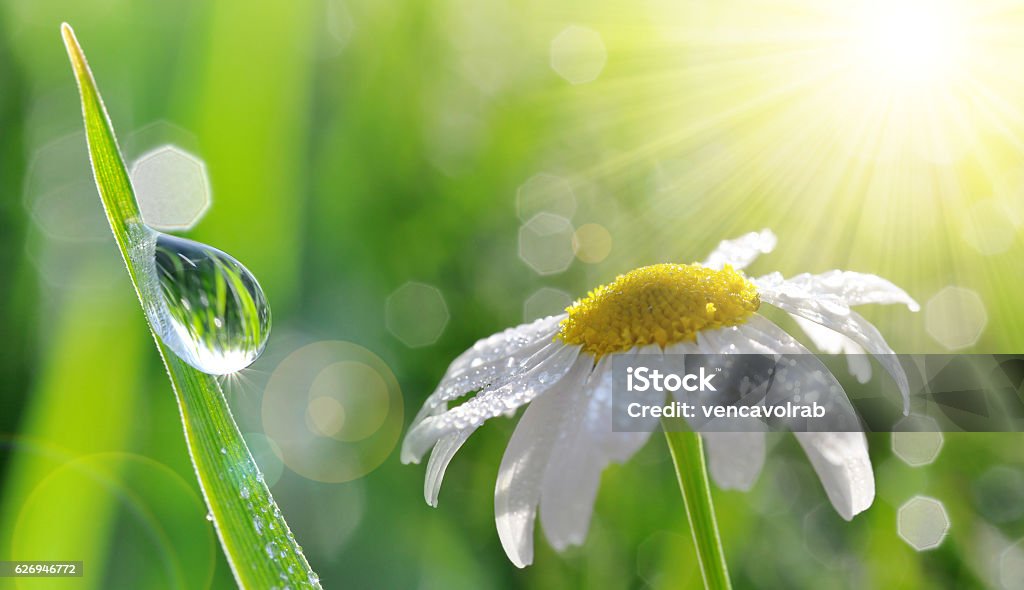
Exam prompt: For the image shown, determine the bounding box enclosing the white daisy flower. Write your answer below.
[401,229,918,568]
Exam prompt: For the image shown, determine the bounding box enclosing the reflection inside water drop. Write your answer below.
[134,227,271,375]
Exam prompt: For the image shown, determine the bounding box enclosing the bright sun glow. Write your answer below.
[850,0,966,87]
[563,0,1024,303]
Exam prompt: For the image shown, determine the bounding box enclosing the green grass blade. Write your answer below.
[61,23,320,589]
[663,429,732,590]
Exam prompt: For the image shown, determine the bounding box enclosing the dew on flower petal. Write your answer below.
[135,229,271,374]
[898,495,950,550]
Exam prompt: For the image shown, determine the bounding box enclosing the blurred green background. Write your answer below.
[3,0,1024,588]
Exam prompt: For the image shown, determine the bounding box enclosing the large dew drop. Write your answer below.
[134,227,271,375]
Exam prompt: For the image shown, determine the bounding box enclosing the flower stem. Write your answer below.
[663,429,732,590]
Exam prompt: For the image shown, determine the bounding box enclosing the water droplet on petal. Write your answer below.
[134,227,271,375]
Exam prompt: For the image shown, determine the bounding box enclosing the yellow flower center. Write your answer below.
[557,263,760,357]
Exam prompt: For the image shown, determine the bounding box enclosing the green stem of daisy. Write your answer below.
[663,428,732,590]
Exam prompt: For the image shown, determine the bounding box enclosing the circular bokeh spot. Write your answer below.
[307,361,390,442]
[262,341,404,483]
[385,282,450,348]
[550,25,607,84]
[518,213,575,275]
[130,145,211,231]
[572,223,613,263]
[14,453,215,589]
[925,286,987,350]
[897,495,950,551]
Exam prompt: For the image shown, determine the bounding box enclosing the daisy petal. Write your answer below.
[793,315,871,384]
[536,383,598,552]
[445,314,565,379]
[539,355,653,551]
[786,271,920,311]
[708,319,864,432]
[495,356,592,568]
[412,336,553,426]
[757,280,910,414]
[703,431,767,491]
[698,323,777,355]
[731,314,810,355]
[424,431,472,506]
[539,453,603,551]
[401,342,579,464]
[412,315,564,424]
[793,315,854,355]
[845,354,873,386]
[703,229,777,271]
[794,431,875,520]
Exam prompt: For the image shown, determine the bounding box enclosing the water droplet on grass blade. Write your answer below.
[133,227,271,375]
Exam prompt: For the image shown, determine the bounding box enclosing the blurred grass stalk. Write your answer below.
[61,23,318,588]
[664,429,732,590]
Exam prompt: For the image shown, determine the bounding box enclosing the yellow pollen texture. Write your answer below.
[557,263,760,357]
